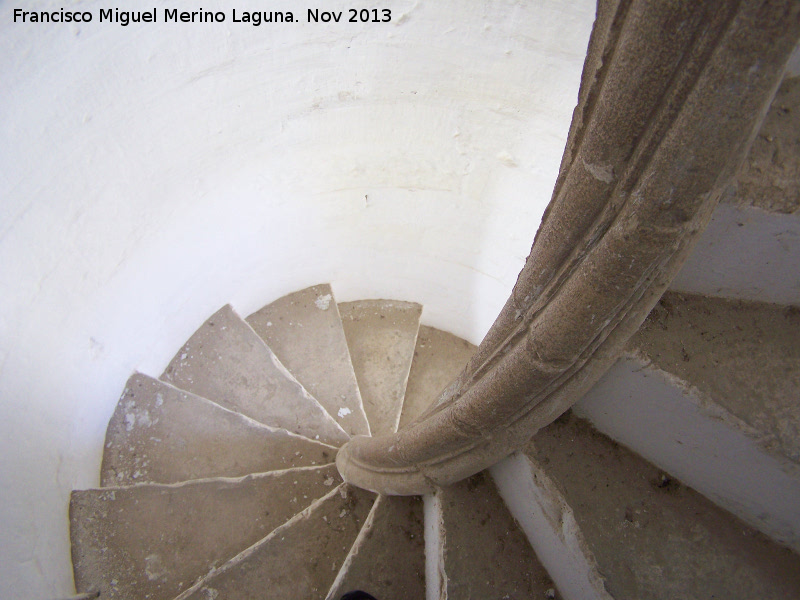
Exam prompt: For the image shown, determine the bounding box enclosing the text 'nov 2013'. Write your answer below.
[12,8,393,26]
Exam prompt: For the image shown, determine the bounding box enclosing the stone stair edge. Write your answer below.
[244,287,371,438]
[395,316,422,434]
[338,298,423,310]
[621,351,800,470]
[523,412,800,597]
[655,288,800,309]
[339,298,423,436]
[74,463,340,494]
[171,483,356,600]
[324,494,384,600]
[490,453,614,600]
[159,303,350,444]
[237,302,351,440]
[620,350,773,439]
[117,371,341,449]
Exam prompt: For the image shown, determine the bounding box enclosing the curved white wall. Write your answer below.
[0,2,595,596]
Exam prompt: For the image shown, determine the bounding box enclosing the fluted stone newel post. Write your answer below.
[337,0,800,495]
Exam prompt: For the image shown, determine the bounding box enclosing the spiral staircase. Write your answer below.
[64,7,800,599]
[68,255,800,598]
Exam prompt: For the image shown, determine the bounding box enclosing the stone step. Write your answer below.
[670,76,800,306]
[575,292,800,550]
[429,471,555,600]
[634,292,800,465]
[101,373,336,486]
[70,465,341,600]
[338,300,422,437]
[525,413,800,600]
[160,304,348,446]
[247,284,370,437]
[326,494,425,600]
[491,455,613,600]
[175,484,376,600]
[726,75,800,217]
[397,325,476,429]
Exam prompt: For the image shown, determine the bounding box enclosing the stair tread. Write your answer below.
[176,484,376,600]
[101,373,336,486]
[327,494,425,600]
[527,414,800,600]
[398,325,476,429]
[725,76,800,216]
[436,472,556,600]
[160,304,348,446]
[247,284,370,437]
[70,465,341,600]
[629,292,800,464]
[339,300,422,437]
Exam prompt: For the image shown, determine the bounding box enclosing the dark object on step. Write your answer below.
[340,592,378,600]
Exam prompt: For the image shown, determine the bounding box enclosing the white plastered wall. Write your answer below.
[0,1,595,597]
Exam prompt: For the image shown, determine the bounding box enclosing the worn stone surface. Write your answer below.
[527,414,800,600]
[728,76,800,214]
[70,465,341,600]
[101,373,336,486]
[397,325,476,430]
[176,485,376,600]
[436,471,555,599]
[247,284,370,437]
[574,354,800,553]
[161,305,348,446]
[339,300,422,437]
[327,494,425,600]
[631,292,800,464]
[335,0,800,495]
[491,454,615,600]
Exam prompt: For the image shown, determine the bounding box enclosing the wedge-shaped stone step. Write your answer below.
[633,292,800,464]
[726,74,800,217]
[526,414,800,600]
[101,373,336,485]
[398,325,476,429]
[175,484,376,600]
[327,494,425,600]
[430,472,555,600]
[247,284,370,437]
[161,305,348,446]
[670,76,800,306]
[70,464,341,600]
[575,292,800,550]
[339,300,422,437]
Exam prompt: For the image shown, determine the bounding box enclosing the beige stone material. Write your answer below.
[247,284,370,437]
[573,355,800,552]
[70,465,341,600]
[631,291,800,464]
[337,0,800,494]
[101,373,336,486]
[161,304,348,446]
[435,472,555,599]
[398,325,476,430]
[339,300,422,437]
[728,76,800,214]
[175,484,376,600]
[526,414,800,599]
[326,494,425,600]
[491,454,615,600]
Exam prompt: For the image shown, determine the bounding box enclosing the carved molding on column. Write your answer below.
[337,0,800,495]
